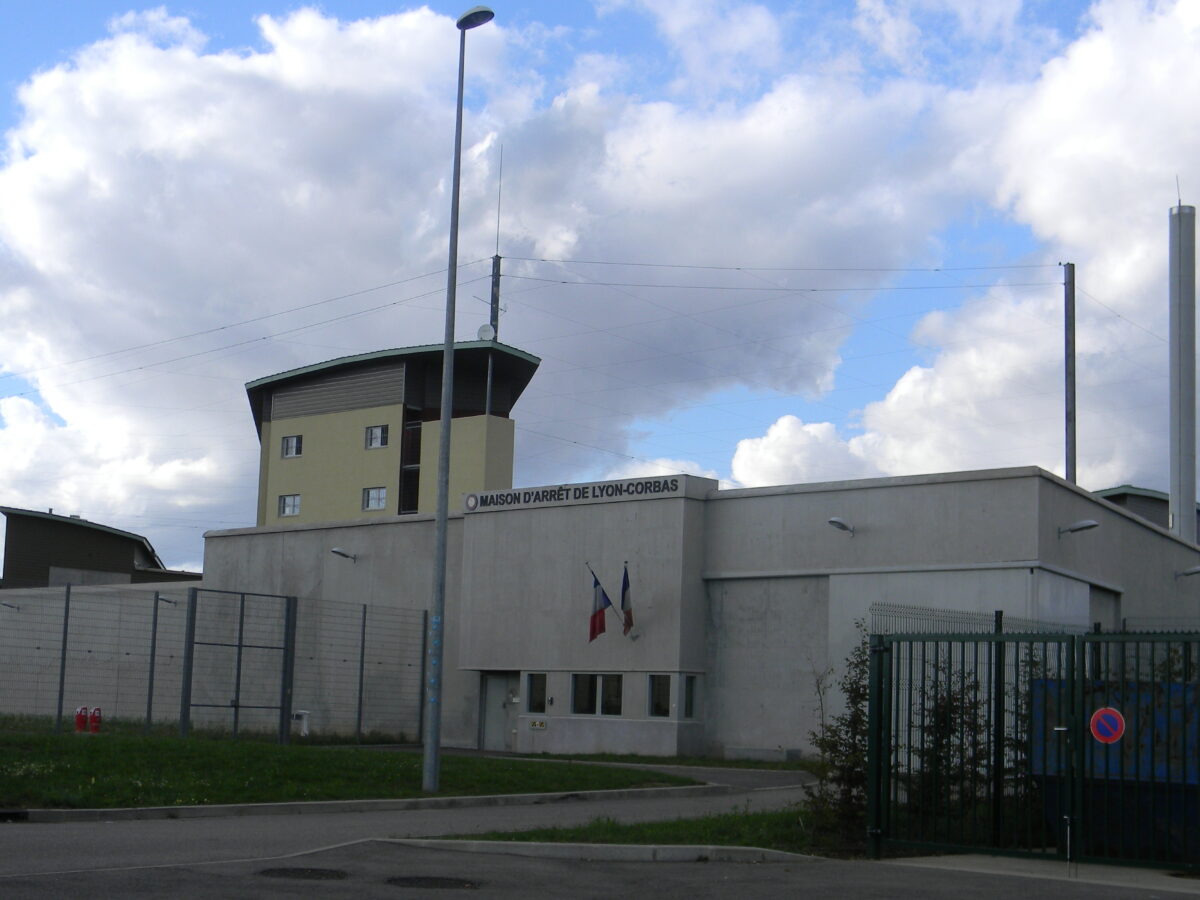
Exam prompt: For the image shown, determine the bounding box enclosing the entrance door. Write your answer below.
[481,672,520,751]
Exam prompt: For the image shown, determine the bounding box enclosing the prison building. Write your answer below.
[246,341,539,526]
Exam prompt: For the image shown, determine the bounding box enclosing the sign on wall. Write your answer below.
[464,476,685,513]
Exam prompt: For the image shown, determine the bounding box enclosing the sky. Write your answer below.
[0,0,1196,570]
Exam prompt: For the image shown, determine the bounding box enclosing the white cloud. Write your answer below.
[743,0,1200,492]
[2,1,1199,569]
[733,415,880,486]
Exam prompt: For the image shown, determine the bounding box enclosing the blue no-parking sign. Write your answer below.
[1090,707,1125,744]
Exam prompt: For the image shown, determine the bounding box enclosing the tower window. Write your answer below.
[365,425,389,449]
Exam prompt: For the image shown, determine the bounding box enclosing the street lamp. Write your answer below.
[1057,519,1099,537]
[425,5,494,795]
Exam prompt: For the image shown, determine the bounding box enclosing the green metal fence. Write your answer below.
[867,631,1200,870]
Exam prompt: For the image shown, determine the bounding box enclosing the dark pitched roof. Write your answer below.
[244,341,541,436]
[0,506,165,570]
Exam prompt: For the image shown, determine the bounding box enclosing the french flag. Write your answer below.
[589,569,612,642]
[620,564,633,636]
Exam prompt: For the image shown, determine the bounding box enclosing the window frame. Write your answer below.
[683,674,697,719]
[648,674,671,717]
[361,486,387,511]
[572,673,622,716]
[365,424,389,450]
[281,435,303,458]
[277,494,301,517]
[526,673,547,714]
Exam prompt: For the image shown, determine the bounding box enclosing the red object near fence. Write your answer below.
[74,706,88,733]
[88,706,102,733]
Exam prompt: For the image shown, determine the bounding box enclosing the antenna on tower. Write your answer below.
[495,144,504,255]
[484,145,504,416]
[1178,175,1184,207]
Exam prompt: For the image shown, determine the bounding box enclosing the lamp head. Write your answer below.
[827,517,855,536]
[1057,519,1099,537]
[330,548,357,562]
[457,6,494,29]
[1176,565,1200,579]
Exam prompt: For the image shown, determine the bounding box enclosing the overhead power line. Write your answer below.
[10,275,491,397]
[0,260,489,386]
[505,256,1060,273]
[504,274,1062,292]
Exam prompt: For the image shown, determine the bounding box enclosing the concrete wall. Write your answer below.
[703,469,1041,577]
[203,512,475,743]
[704,575,829,759]
[456,480,712,756]
[0,584,191,725]
[1035,476,1200,623]
[196,466,1200,758]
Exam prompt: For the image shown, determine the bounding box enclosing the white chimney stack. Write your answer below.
[1169,204,1197,543]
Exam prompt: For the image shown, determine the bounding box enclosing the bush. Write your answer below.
[804,621,869,853]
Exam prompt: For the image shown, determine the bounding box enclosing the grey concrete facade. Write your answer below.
[200,465,1200,759]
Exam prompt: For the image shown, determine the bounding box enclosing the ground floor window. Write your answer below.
[648,674,671,717]
[572,673,622,715]
[278,494,300,517]
[526,673,546,713]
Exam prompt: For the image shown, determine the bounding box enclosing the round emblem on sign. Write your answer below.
[1089,707,1125,744]
[464,494,479,512]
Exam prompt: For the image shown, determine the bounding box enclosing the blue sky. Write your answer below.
[0,1,1195,567]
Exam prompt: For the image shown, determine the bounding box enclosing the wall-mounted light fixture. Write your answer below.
[827,517,855,536]
[1176,565,1200,579]
[330,548,357,562]
[1057,519,1099,537]
[0,602,18,611]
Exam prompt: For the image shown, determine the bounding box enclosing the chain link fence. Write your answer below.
[869,601,1088,635]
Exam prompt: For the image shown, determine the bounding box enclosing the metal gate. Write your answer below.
[178,587,298,743]
[867,631,1200,870]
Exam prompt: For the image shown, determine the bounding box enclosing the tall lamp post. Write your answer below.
[424,5,494,794]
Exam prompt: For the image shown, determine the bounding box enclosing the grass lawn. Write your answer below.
[462,806,826,856]
[0,733,696,809]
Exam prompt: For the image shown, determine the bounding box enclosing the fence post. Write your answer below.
[232,593,247,737]
[54,584,72,733]
[179,587,198,738]
[356,604,367,742]
[867,633,887,859]
[277,595,297,744]
[145,591,161,733]
[1067,633,1082,863]
[991,612,1006,844]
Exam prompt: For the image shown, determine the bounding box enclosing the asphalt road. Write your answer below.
[1,764,1196,898]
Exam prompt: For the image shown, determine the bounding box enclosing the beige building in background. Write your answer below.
[247,342,538,526]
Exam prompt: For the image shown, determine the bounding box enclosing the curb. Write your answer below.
[384,838,818,863]
[15,783,736,824]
